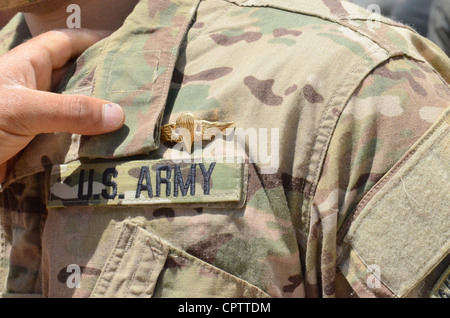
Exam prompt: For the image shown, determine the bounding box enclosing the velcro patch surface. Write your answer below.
[344,108,450,297]
[48,158,247,208]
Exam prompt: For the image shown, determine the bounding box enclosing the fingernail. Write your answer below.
[103,103,124,129]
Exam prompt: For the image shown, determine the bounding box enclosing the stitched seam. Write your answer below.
[91,223,132,297]
[225,0,417,53]
[304,44,385,198]
[350,247,395,297]
[346,127,449,296]
[146,7,197,147]
[112,221,269,297]
[349,126,448,236]
[170,247,270,297]
[92,30,114,97]
[123,234,145,298]
[50,161,242,204]
[234,161,240,200]
[338,113,449,242]
[126,235,163,297]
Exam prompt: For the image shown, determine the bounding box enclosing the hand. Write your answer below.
[0,29,125,183]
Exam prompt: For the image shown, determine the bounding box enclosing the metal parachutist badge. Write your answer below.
[161,112,234,153]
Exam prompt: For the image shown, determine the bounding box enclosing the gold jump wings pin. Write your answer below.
[161,112,234,153]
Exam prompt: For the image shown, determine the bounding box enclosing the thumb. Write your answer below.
[7,88,125,136]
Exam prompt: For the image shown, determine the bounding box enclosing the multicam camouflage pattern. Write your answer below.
[0,0,449,298]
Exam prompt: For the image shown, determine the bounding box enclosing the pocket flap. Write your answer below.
[91,222,169,298]
[91,221,271,298]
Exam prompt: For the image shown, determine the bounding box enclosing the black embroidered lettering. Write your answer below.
[156,165,172,197]
[78,169,94,200]
[173,164,196,197]
[136,166,153,198]
[199,162,216,195]
[102,168,118,200]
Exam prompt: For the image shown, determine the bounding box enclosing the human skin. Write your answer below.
[22,0,140,36]
[0,0,141,182]
[0,29,126,182]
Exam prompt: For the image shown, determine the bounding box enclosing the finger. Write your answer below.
[3,29,110,90]
[25,28,109,69]
[3,88,125,136]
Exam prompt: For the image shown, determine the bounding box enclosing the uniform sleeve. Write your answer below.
[427,0,450,57]
[0,173,45,296]
[305,56,450,298]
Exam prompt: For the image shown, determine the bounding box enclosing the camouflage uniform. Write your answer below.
[0,0,449,298]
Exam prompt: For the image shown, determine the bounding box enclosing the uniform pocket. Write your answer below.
[90,221,169,298]
[91,221,270,298]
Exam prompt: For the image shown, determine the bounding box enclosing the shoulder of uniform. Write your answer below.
[224,0,394,22]
[222,0,450,81]
[223,0,447,64]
